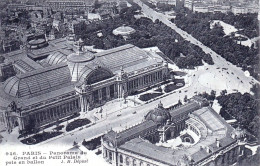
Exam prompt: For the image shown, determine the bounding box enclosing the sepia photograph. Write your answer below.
[0,0,259,165]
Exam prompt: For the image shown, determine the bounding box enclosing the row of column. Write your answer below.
[213,146,240,166]
[127,71,163,92]
[117,153,155,166]
[24,99,79,128]
[81,84,117,112]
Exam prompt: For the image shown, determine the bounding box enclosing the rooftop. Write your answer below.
[3,63,71,99]
[119,138,177,166]
[95,44,163,74]
[113,25,136,36]
[117,106,236,165]
[105,120,157,146]
[169,101,200,117]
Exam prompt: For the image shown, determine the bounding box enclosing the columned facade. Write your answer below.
[102,142,164,166]
[76,64,168,112]
[4,91,81,131]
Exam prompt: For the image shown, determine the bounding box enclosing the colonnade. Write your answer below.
[19,98,80,130]
[103,149,157,166]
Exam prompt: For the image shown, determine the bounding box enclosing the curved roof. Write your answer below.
[145,102,171,124]
[3,64,71,98]
[77,66,113,85]
[66,48,109,82]
[3,76,20,97]
[113,26,136,36]
[46,51,67,65]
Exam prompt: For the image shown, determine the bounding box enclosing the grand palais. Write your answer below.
[0,37,169,132]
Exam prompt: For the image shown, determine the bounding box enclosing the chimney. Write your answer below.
[206,146,211,153]
[216,138,220,147]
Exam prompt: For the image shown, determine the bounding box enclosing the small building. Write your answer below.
[112,25,136,39]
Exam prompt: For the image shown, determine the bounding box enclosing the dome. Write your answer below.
[113,25,136,36]
[67,51,95,63]
[231,127,246,140]
[145,101,171,124]
[67,39,97,82]
[3,76,20,97]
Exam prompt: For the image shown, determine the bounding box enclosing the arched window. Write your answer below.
[86,68,113,85]
[119,155,123,163]
[126,157,130,166]
[133,159,137,166]
[109,152,112,160]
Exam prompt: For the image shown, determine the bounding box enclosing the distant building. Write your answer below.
[112,25,136,39]
[193,3,208,13]
[69,20,87,36]
[185,0,258,14]
[118,1,128,12]
[231,3,259,15]
[157,0,177,6]
[46,0,94,12]
[102,97,247,166]
[184,0,195,10]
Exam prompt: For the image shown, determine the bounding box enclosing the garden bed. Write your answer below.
[66,118,91,132]
[53,125,64,131]
[82,136,102,150]
[21,131,63,145]
[174,79,185,85]
[164,83,183,93]
[139,93,163,101]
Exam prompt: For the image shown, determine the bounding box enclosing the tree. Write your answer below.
[210,90,216,100]
[178,99,182,105]
[184,95,188,102]
[220,89,227,96]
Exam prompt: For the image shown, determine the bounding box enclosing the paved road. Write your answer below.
[134,0,257,86]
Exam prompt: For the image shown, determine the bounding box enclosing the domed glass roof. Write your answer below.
[67,39,98,82]
[145,102,171,124]
[113,25,136,36]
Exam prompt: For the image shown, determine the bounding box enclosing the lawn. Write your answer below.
[66,118,91,132]
[174,79,185,85]
[21,131,63,145]
[139,93,163,101]
[164,83,183,93]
